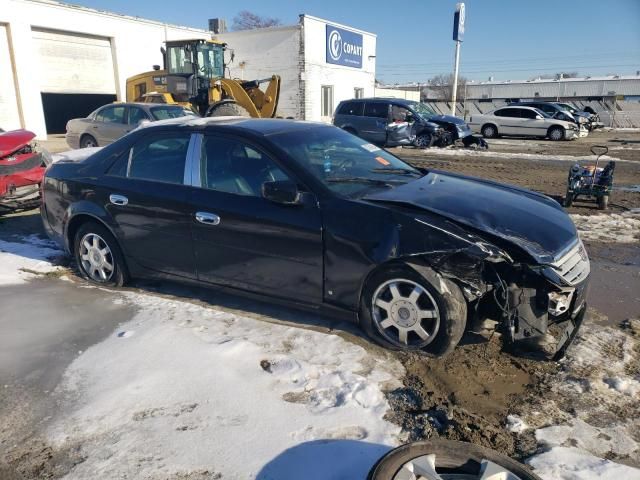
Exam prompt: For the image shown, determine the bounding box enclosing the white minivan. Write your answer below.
[469,106,586,141]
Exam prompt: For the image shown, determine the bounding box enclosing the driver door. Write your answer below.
[188,134,324,303]
[386,104,416,146]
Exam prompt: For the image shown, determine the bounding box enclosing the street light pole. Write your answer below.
[451,3,465,116]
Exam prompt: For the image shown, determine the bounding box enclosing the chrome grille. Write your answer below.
[552,240,590,285]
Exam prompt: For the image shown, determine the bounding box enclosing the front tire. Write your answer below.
[368,440,541,480]
[548,126,565,141]
[359,266,466,357]
[206,101,251,118]
[80,134,98,148]
[74,221,127,287]
[481,124,498,138]
[414,133,433,149]
[598,194,609,210]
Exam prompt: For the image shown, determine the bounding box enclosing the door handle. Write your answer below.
[195,212,220,225]
[109,194,128,206]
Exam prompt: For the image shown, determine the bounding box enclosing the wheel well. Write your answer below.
[79,133,96,144]
[357,260,420,312]
[66,214,113,252]
[547,124,564,134]
[482,123,497,132]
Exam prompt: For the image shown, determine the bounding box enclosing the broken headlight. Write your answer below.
[548,288,575,316]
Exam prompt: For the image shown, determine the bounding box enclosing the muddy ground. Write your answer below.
[2,130,639,477]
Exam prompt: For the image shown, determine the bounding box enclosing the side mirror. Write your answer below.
[536,115,543,119]
[262,180,301,205]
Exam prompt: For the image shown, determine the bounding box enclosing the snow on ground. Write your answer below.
[415,147,633,164]
[0,235,63,285]
[523,320,640,479]
[571,212,640,243]
[47,290,404,479]
[529,447,640,480]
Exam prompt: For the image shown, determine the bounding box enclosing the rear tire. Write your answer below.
[80,135,98,148]
[74,221,127,287]
[368,440,541,480]
[481,124,498,138]
[359,265,466,357]
[564,190,573,207]
[548,126,565,141]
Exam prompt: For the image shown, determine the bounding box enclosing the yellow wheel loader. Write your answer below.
[126,39,280,118]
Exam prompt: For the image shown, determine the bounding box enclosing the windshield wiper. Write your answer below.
[326,177,394,187]
[370,168,422,176]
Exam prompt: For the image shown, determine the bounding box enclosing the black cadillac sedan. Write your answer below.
[42,118,589,358]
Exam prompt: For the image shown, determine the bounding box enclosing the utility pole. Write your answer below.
[451,3,465,116]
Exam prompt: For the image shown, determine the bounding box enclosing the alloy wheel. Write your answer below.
[393,454,524,480]
[372,278,440,348]
[415,134,432,148]
[79,233,114,282]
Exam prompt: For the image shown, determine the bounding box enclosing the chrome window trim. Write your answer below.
[184,133,203,187]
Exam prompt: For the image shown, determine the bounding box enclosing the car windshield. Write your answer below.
[272,127,423,197]
[405,101,436,119]
[558,103,577,113]
[150,106,195,121]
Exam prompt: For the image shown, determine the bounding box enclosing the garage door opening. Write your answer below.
[41,93,117,134]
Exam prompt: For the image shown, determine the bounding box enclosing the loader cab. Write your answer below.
[165,40,225,80]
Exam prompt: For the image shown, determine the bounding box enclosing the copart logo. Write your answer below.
[328,29,342,61]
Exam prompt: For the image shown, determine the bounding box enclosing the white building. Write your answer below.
[214,15,376,122]
[1,1,376,138]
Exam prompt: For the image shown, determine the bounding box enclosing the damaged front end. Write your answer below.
[427,115,489,150]
[405,218,589,360]
[0,129,51,215]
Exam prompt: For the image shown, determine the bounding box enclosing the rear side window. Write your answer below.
[337,102,364,116]
[494,109,516,117]
[127,133,191,184]
[96,106,126,124]
[364,102,388,119]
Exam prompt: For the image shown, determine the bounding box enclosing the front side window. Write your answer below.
[128,106,149,125]
[321,85,334,117]
[520,109,538,119]
[272,126,423,197]
[96,106,125,124]
[150,106,194,121]
[391,105,412,122]
[127,133,191,184]
[200,136,289,196]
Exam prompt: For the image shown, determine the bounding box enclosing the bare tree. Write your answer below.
[424,73,468,101]
[232,10,282,31]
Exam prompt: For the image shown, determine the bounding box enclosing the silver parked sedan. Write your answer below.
[65,102,196,149]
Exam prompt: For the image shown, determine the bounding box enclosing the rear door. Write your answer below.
[93,105,129,145]
[188,134,323,302]
[98,130,196,279]
[360,102,390,144]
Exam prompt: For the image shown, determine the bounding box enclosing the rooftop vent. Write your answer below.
[208,18,227,34]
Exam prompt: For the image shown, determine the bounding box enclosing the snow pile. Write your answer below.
[506,414,528,433]
[48,292,404,479]
[414,147,631,164]
[51,147,102,163]
[0,235,63,285]
[524,320,640,477]
[529,447,640,480]
[571,212,640,243]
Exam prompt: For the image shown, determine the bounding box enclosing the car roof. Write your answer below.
[339,97,416,104]
[135,116,332,136]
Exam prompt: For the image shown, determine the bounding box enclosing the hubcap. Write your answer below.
[79,233,114,282]
[372,279,440,348]
[551,129,562,140]
[393,453,524,479]
[484,127,495,137]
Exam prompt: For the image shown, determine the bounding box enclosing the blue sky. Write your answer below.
[71,0,639,84]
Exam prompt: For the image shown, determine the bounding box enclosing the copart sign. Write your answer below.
[326,25,363,68]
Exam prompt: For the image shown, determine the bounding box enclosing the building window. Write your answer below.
[354,87,364,99]
[321,85,334,117]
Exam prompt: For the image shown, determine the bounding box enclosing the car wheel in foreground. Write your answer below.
[80,135,98,148]
[368,440,541,480]
[359,266,466,357]
[481,124,498,138]
[74,222,127,287]
[548,126,565,141]
[414,133,433,149]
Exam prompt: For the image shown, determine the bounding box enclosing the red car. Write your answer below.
[0,129,51,215]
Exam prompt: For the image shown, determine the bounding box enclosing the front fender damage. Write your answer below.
[397,218,583,359]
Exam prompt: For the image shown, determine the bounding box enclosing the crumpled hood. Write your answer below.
[364,171,578,263]
[0,129,36,158]
[427,114,466,126]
